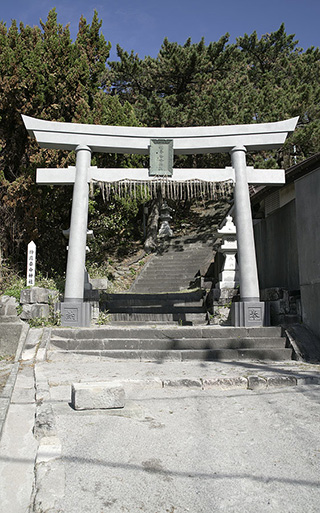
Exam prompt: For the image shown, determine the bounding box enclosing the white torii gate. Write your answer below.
[22,115,298,327]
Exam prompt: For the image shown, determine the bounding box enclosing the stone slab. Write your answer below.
[71,382,125,410]
[20,303,50,320]
[247,375,267,390]
[202,377,248,389]
[163,378,202,388]
[0,323,23,356]
[266,376,297,388]
[0,296,18,318]
[20,287,49,304]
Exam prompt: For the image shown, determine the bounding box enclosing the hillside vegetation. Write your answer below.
[0,9,319,290]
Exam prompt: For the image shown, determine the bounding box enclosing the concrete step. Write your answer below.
[131,286,194,293]
[108,313,206,324]
[105,306,205,314]
[104,298,203,305]
[51,326,283,340]
[139,268,202,273]
[105,298,203,306]
[49,326,290,361]
[104,291,204,301]
[53,348,292,361]
[51,336,287,351]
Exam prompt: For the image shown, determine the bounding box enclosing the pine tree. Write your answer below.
[0,9,140,273]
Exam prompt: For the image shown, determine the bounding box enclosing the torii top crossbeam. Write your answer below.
[22,115,298,154]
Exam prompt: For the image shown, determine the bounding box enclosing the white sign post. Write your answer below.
[27,241,36,286]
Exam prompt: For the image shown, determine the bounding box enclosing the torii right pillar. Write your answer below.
[231,146,267,327]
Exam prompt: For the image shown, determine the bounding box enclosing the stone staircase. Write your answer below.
[74,231,294,362]
[102,233,214,325]
[131,234,214,294]
[102,290,206,326]
[49,326,293,361]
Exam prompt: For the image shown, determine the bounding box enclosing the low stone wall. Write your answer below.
[260,288,301,325]
[206,286,301,327]
[206,288,239,325]
[20,287,59,321]
[0,295,23,357]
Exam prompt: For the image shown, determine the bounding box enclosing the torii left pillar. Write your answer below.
[60,145,92,327]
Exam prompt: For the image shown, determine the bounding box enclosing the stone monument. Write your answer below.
[217,215,239,290]
[158,202,174,239]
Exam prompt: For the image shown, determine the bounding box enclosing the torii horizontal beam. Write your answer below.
[36,166,285,185]
[22,115,298,155]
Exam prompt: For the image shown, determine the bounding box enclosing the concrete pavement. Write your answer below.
[1,327,320,512]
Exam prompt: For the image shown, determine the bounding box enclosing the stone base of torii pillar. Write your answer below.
[231,301,270,327]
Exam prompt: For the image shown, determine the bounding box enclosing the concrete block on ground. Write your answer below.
[71,382,125,410]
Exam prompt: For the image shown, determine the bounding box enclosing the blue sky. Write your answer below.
[0,0,319,60]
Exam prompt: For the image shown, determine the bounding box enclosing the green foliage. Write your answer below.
[0,8,140,275]
[27,299,61,327]
[97,310,111,326]
[111,24,320,167]
[87,187,149,263]
[2,275,25,302]
[2,270,63,303]
[0,12,320,278]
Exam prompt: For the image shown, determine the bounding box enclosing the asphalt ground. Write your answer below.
[1,328,320,513]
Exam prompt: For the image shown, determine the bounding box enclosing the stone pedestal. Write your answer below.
[231,301,270,327]
[60,301,91,327]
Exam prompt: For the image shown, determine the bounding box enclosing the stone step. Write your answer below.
[104,298,203,306]
[150,254,211,261]
[53,348,292,361]
[140,266,203,272]
[131,286,194,293]
[104,291,204,301]
[129,286,201,294]
[49,325,290,361]
[132,279,193,286]
[51,336,287,351]
[105,306,205,314]
[108,313,206,324]
[130,276,199,283]
[51,326,283,340]
[104,300,203,308]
